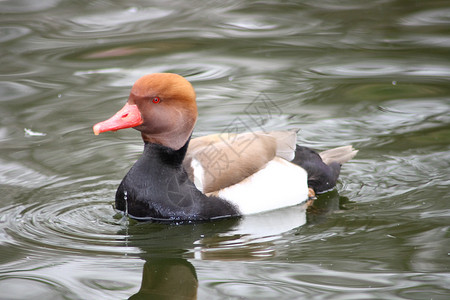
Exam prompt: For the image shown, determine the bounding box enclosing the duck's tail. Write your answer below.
[319,145,358,166]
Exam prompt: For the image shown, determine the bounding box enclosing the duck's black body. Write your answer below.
[115,141,240,221]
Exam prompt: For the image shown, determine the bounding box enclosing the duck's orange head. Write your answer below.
[93,73,197,150]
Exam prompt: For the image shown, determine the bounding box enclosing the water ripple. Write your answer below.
[401,8,450,26]
[0,0,61,14]
[310,61,450,78]
[75,62,235,87]
[0,26,31,43]
[71,7,173,31]
[0,81,38,102]
[0,181,138,256]
[201,260,450,299]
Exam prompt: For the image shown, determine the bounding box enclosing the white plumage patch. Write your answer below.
[191,158,204,192]
[217,157,308,215]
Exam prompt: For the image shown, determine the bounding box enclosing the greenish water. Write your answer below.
[1,0,449,299]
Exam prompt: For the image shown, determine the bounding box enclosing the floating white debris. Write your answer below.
[24,128,47,137]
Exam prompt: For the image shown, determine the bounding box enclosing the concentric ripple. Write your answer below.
[0,180,139,256]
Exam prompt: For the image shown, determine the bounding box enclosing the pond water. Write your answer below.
[1,0,449,299]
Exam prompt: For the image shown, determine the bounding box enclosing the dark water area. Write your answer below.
[1,0,449,299]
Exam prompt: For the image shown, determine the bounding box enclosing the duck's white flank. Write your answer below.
[216,157,308,215]
[191,158,204,192]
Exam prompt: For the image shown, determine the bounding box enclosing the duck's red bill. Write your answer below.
[93,103,143,135]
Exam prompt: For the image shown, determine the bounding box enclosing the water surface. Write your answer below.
[0,0,449,299]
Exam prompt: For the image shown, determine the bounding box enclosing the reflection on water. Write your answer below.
[1,0,449,299]
[130,259,198,300]
[122,201,329,299]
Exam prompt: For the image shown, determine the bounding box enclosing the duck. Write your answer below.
[93,73,357,222]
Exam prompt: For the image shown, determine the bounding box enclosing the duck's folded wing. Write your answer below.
[184,131,297,193]
[257,130,297,161]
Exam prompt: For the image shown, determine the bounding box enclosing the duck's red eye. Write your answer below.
[152,97,160,104]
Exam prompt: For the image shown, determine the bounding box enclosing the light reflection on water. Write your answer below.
[0,0,449,299]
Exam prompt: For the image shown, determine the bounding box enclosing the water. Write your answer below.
[1,0,449,299]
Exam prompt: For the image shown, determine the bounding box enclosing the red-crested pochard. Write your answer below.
[93,73,357,222]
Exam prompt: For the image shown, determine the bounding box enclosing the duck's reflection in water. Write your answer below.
[129,258,198,300]
[126,192,344,299]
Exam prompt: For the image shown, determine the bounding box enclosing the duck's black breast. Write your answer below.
[115,141,240,221]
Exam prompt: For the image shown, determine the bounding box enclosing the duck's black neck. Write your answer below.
[142,138,190,168]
